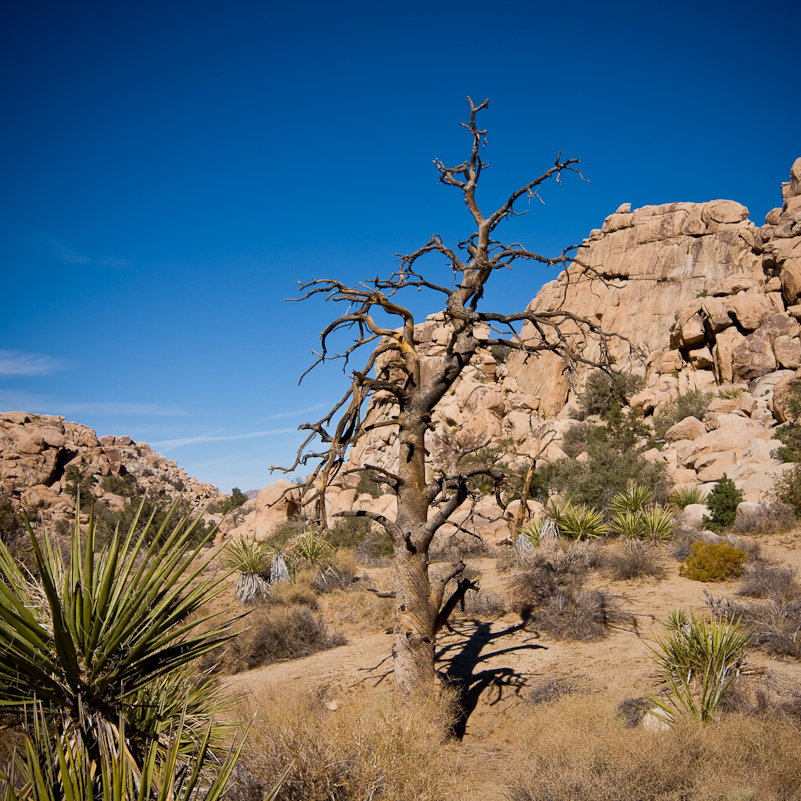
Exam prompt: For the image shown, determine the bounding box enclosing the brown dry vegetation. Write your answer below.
[214,527,801,801]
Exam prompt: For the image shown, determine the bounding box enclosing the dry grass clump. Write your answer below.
[461,589,508,618]
[229,688,461,801]
[507,542,624,641]
[320,587,395,634]
[603,540,666,581]
[209,603,345,675]
[508,696,801,801]
[739,561,800,604]
[732,501,797,535]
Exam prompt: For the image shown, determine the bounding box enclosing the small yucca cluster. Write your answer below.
[609,484,676,542]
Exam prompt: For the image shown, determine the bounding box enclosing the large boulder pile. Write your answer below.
[0,411,220,521]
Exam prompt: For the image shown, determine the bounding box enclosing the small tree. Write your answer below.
[703,474,744,533]
[277,98,621,695]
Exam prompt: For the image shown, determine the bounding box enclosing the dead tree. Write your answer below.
[275,97,617,695]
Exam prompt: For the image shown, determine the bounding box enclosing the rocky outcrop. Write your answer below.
[0,411,220,520]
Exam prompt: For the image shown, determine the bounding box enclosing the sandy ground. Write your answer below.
[223,532,801,800]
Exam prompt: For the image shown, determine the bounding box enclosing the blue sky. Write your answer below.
[1,0,799,493]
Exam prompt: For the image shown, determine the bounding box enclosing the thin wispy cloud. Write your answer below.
[58,402,187,417]
[0,350,65,376]
[152,428,296,452]
[22,229,130,268]
[263,402,328,421]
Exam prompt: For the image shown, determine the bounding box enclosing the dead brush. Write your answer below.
[739,561,800,604]
[732,501,797,536]
[229,687,462,801]
[508,695,801,801]
[603,540,666,581]
[206,604,345,674]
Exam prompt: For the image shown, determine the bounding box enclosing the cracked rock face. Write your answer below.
[0,411,220,521]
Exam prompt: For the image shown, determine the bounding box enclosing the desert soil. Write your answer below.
[224,532,801,800]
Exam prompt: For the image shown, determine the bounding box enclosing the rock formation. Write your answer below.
[0,411,220,523]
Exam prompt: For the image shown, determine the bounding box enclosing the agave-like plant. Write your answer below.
[640,506,676,542]
[559,505,607,540]
[544,499,573,537]
[610,483,654,515]
[0,500,241,785]
[290,528,332,568]
[0,705,282,801]
[647,610,751,723]
[223,537,273,603]
[670,485,707,511]
[610,509,648,540]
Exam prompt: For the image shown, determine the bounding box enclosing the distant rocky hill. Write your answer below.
[0,411,221,524]
[229,157,801,544]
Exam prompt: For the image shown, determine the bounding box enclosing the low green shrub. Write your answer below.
[771,464,801,517]
[653,390,714,440]
[703,474,744,533]
[680,541,748,582]
[574,370,645,421]
[670,485,707,510]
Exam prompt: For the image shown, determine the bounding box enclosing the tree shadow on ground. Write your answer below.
[436,619,546,740]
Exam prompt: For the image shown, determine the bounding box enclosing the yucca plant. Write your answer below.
[517,518,559,549]
[290,528,332,569]
[670,485,707,510]
[223,538,273,603]
[0,499,242,788]
[0,705,283,801]
[718,386,744,399]
[610,509,648,540]
[544,499,573,537]
[610,483,654,515]
[640,506,676,542]
[559,506,607,540]
[647,610,751,723]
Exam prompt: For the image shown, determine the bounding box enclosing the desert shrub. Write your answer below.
[326,516,393,562]
[209,486,249,515]
[738,561,800,604]
[670,485,707,510]
[100,471,138,497]
[509,695,801,801]
[680,541,747,582]
[223,538,274,603]
[0,494,23,546]
[771,464,801,517]
[653,389,714,440]
[719,386,745,399]
[604,540,666,581]
[461,590,508,618]
[648,610,750,722]
[574,370,645,421]
[508,542,620,640]
[541,408,672,510]
[561,421,594,457]
[528,677,580,705]
[355,473,383,498]
[211,605,344,674]
[232,688,460,801]
[669,526,700,561]
[63,464,96,504]
[717,595,801,659]
[702,474,744,532]
[732,500,796,535]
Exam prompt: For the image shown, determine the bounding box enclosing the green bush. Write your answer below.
[541,408,672,510]
[209,487,249,515]
[574,370,645,421]
[63,464,96,503]
[703,474,744,533]
[772,464,801,517]
[653,390,713,440]
[670,485,707,510]
[100,471,138,497]
[680,541,748,582]
[0,494,23,545]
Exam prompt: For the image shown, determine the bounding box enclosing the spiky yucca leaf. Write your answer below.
[641,506,676,542]
[610,510,648,539]
[0,500,242,778]
[290,529,331,567]
[223,539,272,603]
[0,705,282,801]
[560,506,607,540]
[647,611,751,723]
[610,483,654,515]
[544,499,573,537]
[670,485,707,510]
